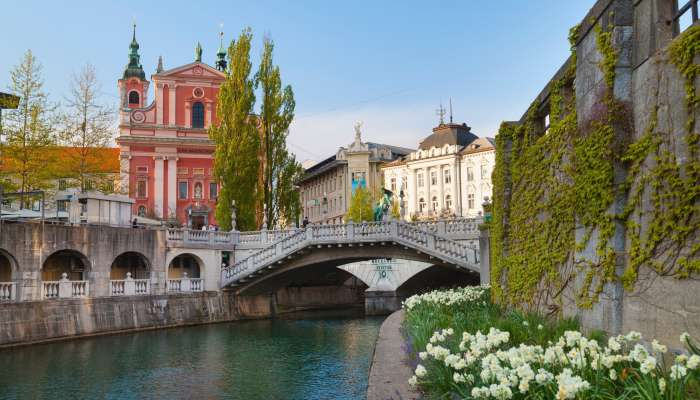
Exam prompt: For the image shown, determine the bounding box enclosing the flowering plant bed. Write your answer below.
[403,286,700,399]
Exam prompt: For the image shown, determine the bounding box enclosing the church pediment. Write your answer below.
[153,62,225,80]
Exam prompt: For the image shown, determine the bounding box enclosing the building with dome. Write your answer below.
[382,121,495,219]
[116,25,228,228]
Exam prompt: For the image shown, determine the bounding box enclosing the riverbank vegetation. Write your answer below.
[403,286,700,399]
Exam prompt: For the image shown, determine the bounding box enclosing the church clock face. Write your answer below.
[131,110,146,123]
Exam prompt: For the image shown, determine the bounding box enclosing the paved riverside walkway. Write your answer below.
[367,310,421,400]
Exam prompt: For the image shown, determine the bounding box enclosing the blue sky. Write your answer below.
[0,1,593,162]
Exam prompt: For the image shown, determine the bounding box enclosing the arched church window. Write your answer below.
[431,196,439,211]
[445,195,452,210]
[418,198,426,212]
[128,91,140,106]
[192,102,204,128]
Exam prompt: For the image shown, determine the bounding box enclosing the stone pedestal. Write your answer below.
[364,290,402,315]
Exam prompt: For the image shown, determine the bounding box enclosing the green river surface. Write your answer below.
[0,311,385,400]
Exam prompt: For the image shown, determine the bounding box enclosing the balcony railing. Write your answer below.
[167,274,204,293]
[110,274,151,296]
[42,274,89,299]
[0,282,17,301]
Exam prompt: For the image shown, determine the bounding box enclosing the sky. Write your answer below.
[0,1,594,163]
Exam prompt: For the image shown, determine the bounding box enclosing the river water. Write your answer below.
[0,312,384,400]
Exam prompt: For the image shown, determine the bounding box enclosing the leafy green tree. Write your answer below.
[255,36,301,229]
[210,29,259,231]
[60,64,115,192]
[2,50,56,206]
[346,186,374,222]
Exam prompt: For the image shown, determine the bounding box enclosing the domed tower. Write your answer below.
[118,24,149,109]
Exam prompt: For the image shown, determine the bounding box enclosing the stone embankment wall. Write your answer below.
[0,286,362,347]
[489,0,699,347]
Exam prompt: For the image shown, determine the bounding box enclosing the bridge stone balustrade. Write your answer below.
[166,218,482,250]
[221,220,481,290]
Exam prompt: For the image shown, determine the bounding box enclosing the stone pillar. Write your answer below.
[58,273,72,299]
[124,272,135,296]
[364,290,401,315]
[181,272,191,292]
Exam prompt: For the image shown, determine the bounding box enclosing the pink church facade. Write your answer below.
[116,27,228,228]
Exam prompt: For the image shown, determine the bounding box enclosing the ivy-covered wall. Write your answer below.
[490,0,699,347]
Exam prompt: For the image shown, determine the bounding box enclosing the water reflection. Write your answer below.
[0,312,384,400]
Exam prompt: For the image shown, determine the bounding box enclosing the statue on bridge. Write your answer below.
[373,188,393,222]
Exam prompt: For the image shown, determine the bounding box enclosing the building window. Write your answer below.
[192,102,204,128]
[417,173,425,188]
[468,193,475,209]
[138,205,146,217]
[481,165,489,180]
[390,177,396,192]
[178,181,188,200]
[58,179,67,190]
[84,179,95,191]
[209,182,218,199]
[193,168,205,176]
[445,195,452,210]
[467,167,474,181]
[418,198,426,212]
[444,169,451,184]
[57,200,67,212]
[136,180,147,199]
[430,171,437,185]
[432,196,438,211]
[401,176,407,191]
[194,182,203,199]
[128,91,140,106]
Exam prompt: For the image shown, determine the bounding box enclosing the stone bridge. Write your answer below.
[218,221,480,295]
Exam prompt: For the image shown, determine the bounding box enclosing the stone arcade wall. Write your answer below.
[490,0,699,347]
[0,222,168,300]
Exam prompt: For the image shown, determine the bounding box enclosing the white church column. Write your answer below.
[154,156,164,218]
[168,85,176,125]
[156,83,164,125]
[167,157,177,218]
[205,103,212,128]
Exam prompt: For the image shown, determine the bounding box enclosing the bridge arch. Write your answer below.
[110,251,151,280]
[42,249,91,281]
[232,244,478,296]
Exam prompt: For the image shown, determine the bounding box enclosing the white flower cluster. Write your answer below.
[410,325,700,399]
[402,285,490,311]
